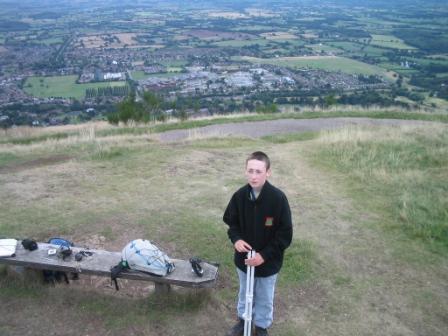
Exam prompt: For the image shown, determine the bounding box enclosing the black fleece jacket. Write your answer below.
[223,181,293,277]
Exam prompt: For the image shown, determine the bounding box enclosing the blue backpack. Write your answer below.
[48,237,73,248]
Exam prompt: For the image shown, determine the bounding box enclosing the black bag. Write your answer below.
[43,238,76,284]
[21,238,38,251]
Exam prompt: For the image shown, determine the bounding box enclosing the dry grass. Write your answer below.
[294,104,435,114]
[317,124,403,144]
[0,121,110,139]
[315,123,448,247]
[0,133,154,159]
[317,123,446,144]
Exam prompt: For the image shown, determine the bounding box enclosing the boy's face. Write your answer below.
[245,159,271,190]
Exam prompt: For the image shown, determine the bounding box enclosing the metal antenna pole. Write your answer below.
[243,250,255,336]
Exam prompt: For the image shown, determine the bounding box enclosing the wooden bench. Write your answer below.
[0,241,219,293]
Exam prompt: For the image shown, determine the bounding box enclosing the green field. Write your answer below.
[213,39,272,47]
[234,55,388,76]
[280,39,306,47]
[436,73,448,78]
[306,44,344,54]
[324,41,387,58]
[361,45,389,57]
[428,55,448,60]
[377,62,419,73]
[328,41,388,57]
[130,71,181,80]
[370,34,416,50]
[130,71,149,80]
[408,57,448,67]
[327,41,363,52]
[262,48,289,55]
[159,60,188,67]
[24,76,127,99]
[358,16,398,28]
[388,68,419,76]
[231,25,278,32]
[39,37,64,45]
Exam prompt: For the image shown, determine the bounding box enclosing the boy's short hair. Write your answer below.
[246,151,270,170]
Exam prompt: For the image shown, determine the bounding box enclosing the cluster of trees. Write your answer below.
[410,75,447,100]
[357,74,382,84]
[255,103,279,114]
[107,91,167,124]
[0,21,30,32]
[107,91,282,126]
[337,91,403,107]
[382,51,448,101]
[0,108,69,127]
[394,29,448,53]
[320,27,370,39]
[85,86,129,98]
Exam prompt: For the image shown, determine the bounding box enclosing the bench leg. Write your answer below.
[154,282,171,294]
[5,266,42,283]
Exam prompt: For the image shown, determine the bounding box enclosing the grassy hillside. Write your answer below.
[314,125,448,252]
[0,117,447,336]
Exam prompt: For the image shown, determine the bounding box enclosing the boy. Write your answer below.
[223,151,293,336]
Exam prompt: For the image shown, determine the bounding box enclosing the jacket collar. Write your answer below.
[247,181,270,202]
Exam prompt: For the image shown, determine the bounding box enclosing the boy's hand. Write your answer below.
[234,240,252,253]
[245,253,265,267]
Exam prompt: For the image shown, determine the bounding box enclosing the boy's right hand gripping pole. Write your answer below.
[243,250,255,336]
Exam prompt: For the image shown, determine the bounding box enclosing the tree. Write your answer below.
[256,103,278,114]
[117,94,137,124]
[0,116,12,132]
[324,95,337,106]
[396,75,403,88]
[178,107,188,121]
[193,99,200,113]
[141,91,163,122]
[107,112,120,125]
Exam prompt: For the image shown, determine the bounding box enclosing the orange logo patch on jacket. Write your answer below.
[265,216,274,227]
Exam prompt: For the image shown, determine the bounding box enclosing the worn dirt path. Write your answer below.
[154,117,435,142]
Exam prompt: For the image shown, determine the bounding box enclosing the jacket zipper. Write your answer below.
[253,202,257,250]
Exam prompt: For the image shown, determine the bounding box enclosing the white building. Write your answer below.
[103,72,124,81]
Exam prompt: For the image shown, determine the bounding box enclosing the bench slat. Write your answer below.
[0,242,218,288]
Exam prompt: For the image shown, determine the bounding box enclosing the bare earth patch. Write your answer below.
[0,154,73,174]
[154,117,435,143]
